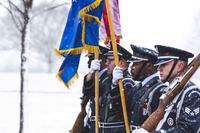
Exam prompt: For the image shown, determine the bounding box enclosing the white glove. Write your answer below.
[89,59,101,74]
[112,66,123,85]
[132,128,149,133]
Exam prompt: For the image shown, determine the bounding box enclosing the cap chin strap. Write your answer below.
[135,62,147,81]
[163,60,178,83]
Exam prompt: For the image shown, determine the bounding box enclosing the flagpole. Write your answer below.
[104,0,130,133]
[95,51,100,133]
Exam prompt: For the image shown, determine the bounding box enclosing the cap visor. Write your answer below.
[154,59,174,66]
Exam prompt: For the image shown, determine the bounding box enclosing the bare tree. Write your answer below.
[0,1,69,72]
[0,4,20,50]
[0,1,69,132]
[0,1,32,133]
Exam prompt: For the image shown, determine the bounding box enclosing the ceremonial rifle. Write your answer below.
[141,53,200,132]
[70,96,89,133]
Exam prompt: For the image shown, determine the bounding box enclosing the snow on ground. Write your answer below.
[0,70,199,133]
[0,73,84,133]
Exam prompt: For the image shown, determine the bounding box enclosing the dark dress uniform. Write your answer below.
[83,68,108,133]
[82,45,110,133]
[98,44,132,133]
[83,44,132,133]
[110,72,167,131]
[99,69,134,133]
[110,45,167,132]
[151,45,200,133]
[129,73,167,128]
[128,45,167,128]
[151,81,200,133]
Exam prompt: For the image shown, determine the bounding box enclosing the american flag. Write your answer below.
[100,0,122,46]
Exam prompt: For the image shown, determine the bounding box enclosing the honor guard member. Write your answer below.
[153,45,200,133]
[112,45,167,131]
[98,44,132,133]
[134,45,200,133]
[82,45,109,133]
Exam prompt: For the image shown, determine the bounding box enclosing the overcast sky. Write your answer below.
[119,0,200,55]
[0,0,199,74]
[1,0,199,54]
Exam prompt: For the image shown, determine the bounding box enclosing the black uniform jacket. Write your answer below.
[111,72,167,128]
[152,81,200,133]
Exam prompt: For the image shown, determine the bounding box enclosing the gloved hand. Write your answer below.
[112,66,123,85]
[89,59,101,74]
[132,128,149,133]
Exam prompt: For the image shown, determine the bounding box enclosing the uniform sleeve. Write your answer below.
[154,88,200,133]
[149,84,166,113]
[110,78,135,104]
[82,75,95,97]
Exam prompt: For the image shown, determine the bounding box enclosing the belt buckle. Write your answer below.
[90,116,96,121]
[130,125,139,131]
[98,122,104,128]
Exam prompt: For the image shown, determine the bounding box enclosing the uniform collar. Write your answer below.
[141,72,160,87]
[99,68,107,77]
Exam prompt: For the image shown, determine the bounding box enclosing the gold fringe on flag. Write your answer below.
[82,44,100,53]
[54,47,83,56]
[55,0,102,88]
[55,0,102,57]
[56,69,79,89]
[79,0,102,53]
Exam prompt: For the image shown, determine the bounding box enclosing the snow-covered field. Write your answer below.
[0,73,84,133]
[0,71,199,133]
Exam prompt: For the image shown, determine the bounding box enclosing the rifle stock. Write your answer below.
[70,96,89,133]
[142,53,200,132]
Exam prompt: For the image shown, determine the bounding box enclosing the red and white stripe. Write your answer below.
[100,0,122,45]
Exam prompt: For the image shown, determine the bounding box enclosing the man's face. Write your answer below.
[119,58,129,68]
[157,60,178,82]
[105,56,115,74]
[130,61,146,80]
[100,56,107,70]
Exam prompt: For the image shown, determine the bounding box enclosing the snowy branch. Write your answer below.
[0,2,22,32]
[7,0,24,15]
[30,2,68,20]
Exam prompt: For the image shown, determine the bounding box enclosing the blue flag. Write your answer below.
[55,0,104,88]
[57,54,81,88]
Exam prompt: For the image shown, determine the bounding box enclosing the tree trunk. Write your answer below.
[19,3,30,133]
